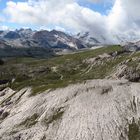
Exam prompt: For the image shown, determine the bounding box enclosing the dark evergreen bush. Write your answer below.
[0,59,4,65]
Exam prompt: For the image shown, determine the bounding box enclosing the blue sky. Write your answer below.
[0,0,26,9]
[78,1,112,15]
[0,0,113,30]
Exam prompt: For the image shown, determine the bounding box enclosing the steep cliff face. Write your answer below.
[0,79,140,140]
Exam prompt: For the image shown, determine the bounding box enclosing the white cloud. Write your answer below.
[0,25,9,30]
[4,0,106,32]
[55,26,66,32]
[0,15,5,23]
[3,0,140,41]
[108,0,140,39]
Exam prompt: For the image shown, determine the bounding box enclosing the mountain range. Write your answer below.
[0,29,86,50]
[0,28,140,58]
[0,28,119,50]
[0,28,109,57]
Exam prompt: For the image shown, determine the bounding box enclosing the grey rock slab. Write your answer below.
[0,79,140,140]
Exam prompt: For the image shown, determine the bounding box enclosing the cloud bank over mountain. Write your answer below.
[2,0,140,41]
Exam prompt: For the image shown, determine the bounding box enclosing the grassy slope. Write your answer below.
[1,45,139,95]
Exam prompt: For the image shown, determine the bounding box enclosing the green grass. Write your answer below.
[0,45,135,95]
[44,107,65,125]
[18,113,39,128]
[128,117,140,140]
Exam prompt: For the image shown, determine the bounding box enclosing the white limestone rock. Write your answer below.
[0,80,140,140]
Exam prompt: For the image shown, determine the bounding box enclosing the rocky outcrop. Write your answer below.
[123,41,140,52]
[0,80,140,140]
[111,64,140,82]
[110,57,140,82]
[84,53,112,65]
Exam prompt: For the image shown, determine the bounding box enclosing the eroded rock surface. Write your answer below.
[0,80,140,140]
[110,57,140,82]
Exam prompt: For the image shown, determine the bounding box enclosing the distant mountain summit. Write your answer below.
[3,31,21,39]
[75,31,119,46]
[32,30,85,49]
[76,32,101,46]
[16,28,34,39]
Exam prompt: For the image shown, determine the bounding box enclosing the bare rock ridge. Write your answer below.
[123,41,140,52]
[0,80,140,140]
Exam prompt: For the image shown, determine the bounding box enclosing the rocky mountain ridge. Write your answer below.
[0,29,85,50]
[0,29,140,58]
